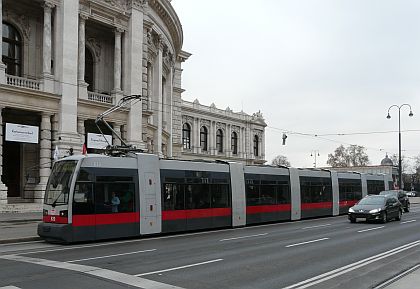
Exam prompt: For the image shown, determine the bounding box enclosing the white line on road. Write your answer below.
[286,238,330,248]
[400,220,416,224]
[357,226,384,233]
[0,286,22,289]
[282,240,420,289]
[301,224,331,230]
[135,259,224,277]
[67,249,157,263]
[0,255,185,289]
[219,233,268,242]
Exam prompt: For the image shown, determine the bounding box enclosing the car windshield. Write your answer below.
[379,191,397,197]
[357,196,385,206]
[44,160,78,206]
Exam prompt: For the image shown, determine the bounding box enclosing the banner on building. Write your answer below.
[87,133,112,149]
[5,123,39,144]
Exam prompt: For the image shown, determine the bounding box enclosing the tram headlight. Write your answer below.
[43,209,48,216]
[59,210,68,217]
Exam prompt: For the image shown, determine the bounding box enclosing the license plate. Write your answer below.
[356,218,366,221]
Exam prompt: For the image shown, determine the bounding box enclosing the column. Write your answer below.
[0,0,6,84]
[0,107,7,204]
[226,124,231,158]
[78,14,88,99]
[261,131,266,160]
[41,1,55,93]
[241,127,246,159]
[153,38,163,157]
[168,67,173,158]
[77,118,85,145]
[195,118,200,154]
[210,121,215,155]
[112,28,124,103]
[36,113,52,203]
[124,5,144,149]
[56,0,81,154]
[113,124,122,146]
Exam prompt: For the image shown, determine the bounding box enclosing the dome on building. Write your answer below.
[381,154,394,166]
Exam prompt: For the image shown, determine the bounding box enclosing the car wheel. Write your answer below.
[396,210,402,221]
[381,212,387,223]
[404,203,410,213]
[350,217,356,223]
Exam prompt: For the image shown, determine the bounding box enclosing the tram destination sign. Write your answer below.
[5,123,39,144]
[87,133,113,149]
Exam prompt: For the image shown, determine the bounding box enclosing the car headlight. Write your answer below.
[369,208,381,213]
[349,208,355,213]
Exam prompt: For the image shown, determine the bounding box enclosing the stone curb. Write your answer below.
[0,236,42,245]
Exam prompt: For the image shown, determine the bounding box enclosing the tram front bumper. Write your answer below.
[38,222,73,243]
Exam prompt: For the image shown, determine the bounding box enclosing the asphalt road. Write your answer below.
[1,205,420,289]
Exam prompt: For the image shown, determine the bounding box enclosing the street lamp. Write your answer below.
[386,104,414,189]
[310,150,320,168]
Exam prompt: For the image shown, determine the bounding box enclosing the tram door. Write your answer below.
[137,154,162,235]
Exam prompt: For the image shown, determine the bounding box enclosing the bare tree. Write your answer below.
[271,155,291,167]
[327,145,369,167]
[390,154,410,174]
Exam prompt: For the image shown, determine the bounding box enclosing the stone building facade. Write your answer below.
[0,0,266,205]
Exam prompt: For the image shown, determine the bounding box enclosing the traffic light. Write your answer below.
[282,133,287,145]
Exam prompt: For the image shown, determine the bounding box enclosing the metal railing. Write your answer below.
[6,74,40,90]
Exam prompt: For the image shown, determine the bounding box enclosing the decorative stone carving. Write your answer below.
[231,125,240,134]
[103,0,127,11]
[252,110,265,121]
[182,115,193,125]
[200,119,210,127]
[216,122,226,131]
[87,37,102,60]
[3,10,31,40]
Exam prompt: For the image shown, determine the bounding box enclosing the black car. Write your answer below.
[379,190,410,212]
[348,195,402,223]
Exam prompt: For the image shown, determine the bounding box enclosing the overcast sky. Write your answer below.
[171,0,420,170]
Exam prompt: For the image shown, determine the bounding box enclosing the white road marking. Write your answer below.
[282,240,420,289]
[0,286,22,289]
[301,224,331,230]
[135,259,224,277]
[0,255,184,289]
[400,219,416,224]
[67,249,157,263]
[285,238,330,248]
[357,226,384,233]
[373,264,420,289]
[219,233,268,242]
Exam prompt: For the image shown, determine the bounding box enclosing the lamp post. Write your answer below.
[311,150,320,168]
[386,104,414,189]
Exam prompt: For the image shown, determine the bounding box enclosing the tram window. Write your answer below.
[73,182,94,215]
[260,181,276,205]
[77,169,94,182]
[94,183,135,214]
[186,184,211,209]
[211,184,230,208]
[163,183,185,210]
[300,177,332,203]
[277,181,290,204]
[96,176,133,182]
[246,184,260,206]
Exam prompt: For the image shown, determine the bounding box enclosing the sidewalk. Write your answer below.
[0,212,42,244]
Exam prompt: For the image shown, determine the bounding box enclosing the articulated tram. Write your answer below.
[38,153,392,243]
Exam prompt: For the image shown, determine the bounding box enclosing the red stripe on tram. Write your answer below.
[339,200,358,207]
[301,202,333,210]
[246,204,291,214]
[72,212,140,227]
[162,208,232,221]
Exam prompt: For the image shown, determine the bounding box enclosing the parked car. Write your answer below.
[348,195,402,223]
[406,191,416,197]
[379,190,410,212]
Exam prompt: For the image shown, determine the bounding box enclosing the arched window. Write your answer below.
[200,126,208,151]
[182,123,191,150]
[2,22,22,76]
[231,131,238,155]
[85,47,94,91]
[253,135,259,157]
[216,129,223,153]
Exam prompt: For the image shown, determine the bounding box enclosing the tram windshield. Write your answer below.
[44,160,78,206]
